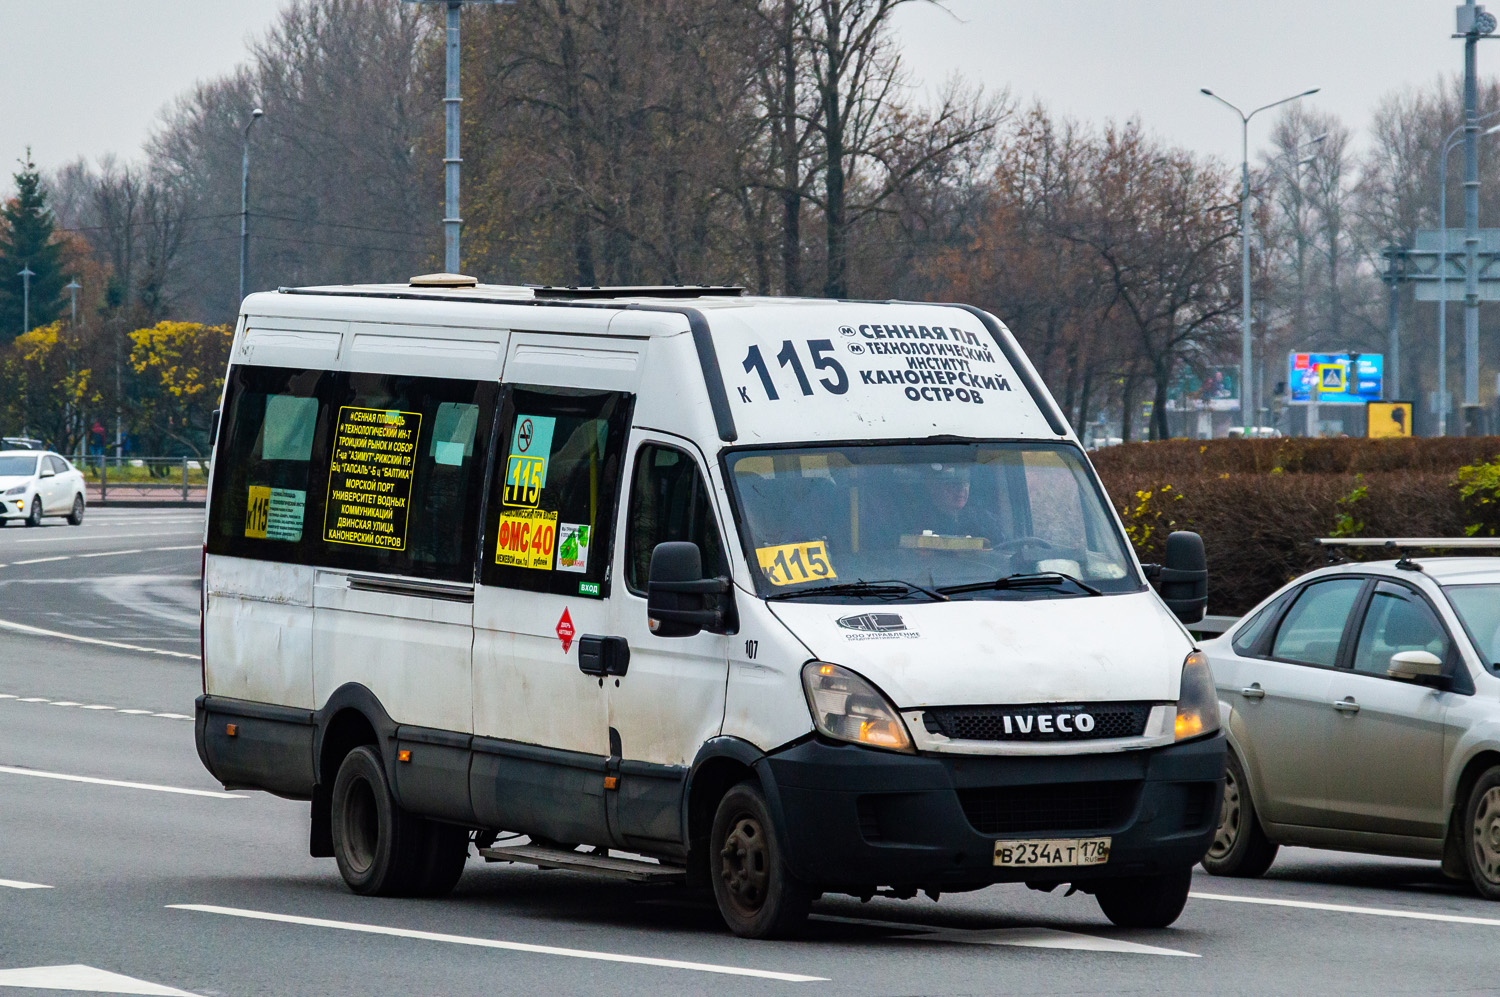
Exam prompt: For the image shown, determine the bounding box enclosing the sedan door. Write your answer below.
[1226,577,1366,829]
[1324,580,1464,839]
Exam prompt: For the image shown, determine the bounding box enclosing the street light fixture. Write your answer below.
[240,107,263,303]
[65,279,80,328]
[17,266,34,335]
[1201,86,1320,438]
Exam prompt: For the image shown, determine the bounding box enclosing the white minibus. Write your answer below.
[196,276,1223,937]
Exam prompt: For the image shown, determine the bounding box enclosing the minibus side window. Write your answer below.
[313,372,498,582]
[479,386,632,598]
[207,364,331,563]
[625,445,728,595]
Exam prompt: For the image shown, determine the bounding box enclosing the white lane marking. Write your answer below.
[809,913,1196,957]
[0,766,241,800]
[11,531,200,544]
[17,697,49,703]
[0,694,13,699]
[118,709,153,715]
[80,705,115,711]
[153,713,192,720]
[168,904,828,982]
[0,617,199,659]
[1191,890,1500,927]
[0,878,52,890]
[47,702,81,707]
[0,964,199,995]
[0,544,200,566]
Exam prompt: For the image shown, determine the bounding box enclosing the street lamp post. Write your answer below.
[1436,117,1500,436]
[1201,86,1320,438]
[240,107,263,303]
[1459,1,1500,432]
[404,1,512,274]
[65,279,80,327]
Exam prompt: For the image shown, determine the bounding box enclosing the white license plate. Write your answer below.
[993,836,1111,867]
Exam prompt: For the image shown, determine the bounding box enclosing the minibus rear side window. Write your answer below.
[479,386,632,598]
[315,372,498,581]
[207,364,330,563]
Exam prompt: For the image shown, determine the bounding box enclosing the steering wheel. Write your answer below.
[994,535,1067,554]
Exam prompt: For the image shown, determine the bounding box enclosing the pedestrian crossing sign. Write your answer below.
[1315,364,1346,393]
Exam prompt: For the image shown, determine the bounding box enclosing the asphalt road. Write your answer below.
[1,508,1498,995]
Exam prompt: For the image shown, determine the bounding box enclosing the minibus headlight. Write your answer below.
[1174,650,1221,741]
[801,661,914,754]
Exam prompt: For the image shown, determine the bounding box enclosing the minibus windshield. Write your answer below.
[727,441,1141,600]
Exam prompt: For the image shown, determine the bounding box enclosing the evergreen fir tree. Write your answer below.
[0,150,66,344]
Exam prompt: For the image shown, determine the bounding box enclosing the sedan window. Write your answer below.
[1446,584,1500,668]
[1351,582,1450,675]
[0,456,38,476]
[1270,578,1365,667]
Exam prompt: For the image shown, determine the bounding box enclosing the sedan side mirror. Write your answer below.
[39,467,55,479]
[1153,530,1208,625]
[1388,649,1444,682]
[646,541,736,638]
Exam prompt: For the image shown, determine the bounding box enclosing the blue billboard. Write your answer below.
[1288,352,1384,405]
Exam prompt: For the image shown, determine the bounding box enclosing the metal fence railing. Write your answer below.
[80,456,211,503]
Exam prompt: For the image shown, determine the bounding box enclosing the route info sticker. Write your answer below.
[246,486,307,541]
[503,414,556,508]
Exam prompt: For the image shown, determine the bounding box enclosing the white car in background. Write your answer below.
[0,450,87,527]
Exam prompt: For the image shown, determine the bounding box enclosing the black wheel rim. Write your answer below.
[719,813,771,917]
[342,777,379,874]
[72,497,82,518]
[1209,767,1241,860]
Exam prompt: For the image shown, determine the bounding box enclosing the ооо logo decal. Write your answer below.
[836,613,919,640]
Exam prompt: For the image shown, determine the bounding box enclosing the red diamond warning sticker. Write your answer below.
[556,607,575,653]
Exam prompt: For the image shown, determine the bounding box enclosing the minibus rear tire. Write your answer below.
[331,746,427,896]
[709,782,813,938]
[1093,866,1193,929]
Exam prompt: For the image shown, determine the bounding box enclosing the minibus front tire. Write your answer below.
[1092,866,1193,928]
[331,746,464,897]
[710,782,815,938]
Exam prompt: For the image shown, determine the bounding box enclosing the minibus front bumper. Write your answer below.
[755,732,1224,892]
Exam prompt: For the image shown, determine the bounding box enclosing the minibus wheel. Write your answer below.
[1201,752,1278,878]
[1093,866,1193,929]
[709,782,813,938]
[331,746,425,896]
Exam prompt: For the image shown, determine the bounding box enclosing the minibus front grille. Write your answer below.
[921,703,1152,742]
[958,781,1141,835]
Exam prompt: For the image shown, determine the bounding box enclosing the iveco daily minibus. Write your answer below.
[195,276,1223,938]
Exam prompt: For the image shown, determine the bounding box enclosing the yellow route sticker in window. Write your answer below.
[246,486,271,539]
[496,508,560,570]
[756,541,836,587]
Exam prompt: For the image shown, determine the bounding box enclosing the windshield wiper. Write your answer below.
[766,579,948,602]
[937,571,1102,597]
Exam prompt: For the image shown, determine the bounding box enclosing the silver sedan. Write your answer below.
[1200,554,1500,898]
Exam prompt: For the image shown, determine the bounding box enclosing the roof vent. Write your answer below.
[409,272,478,288]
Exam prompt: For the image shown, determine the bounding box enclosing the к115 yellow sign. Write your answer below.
[1367,401,1413,438]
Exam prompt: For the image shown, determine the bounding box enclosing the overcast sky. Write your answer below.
[0,0,1477,183]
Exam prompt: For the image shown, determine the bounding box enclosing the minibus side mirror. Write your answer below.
[647,541,735,638]
[1150,530,1207,625]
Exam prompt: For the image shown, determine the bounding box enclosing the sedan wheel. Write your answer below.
[67,494,85,526]
[1200,751,1278,878]
[25,497,42,527]
[1466,768,1500,900]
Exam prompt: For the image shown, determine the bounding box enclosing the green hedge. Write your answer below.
[1090,438,1500,615]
